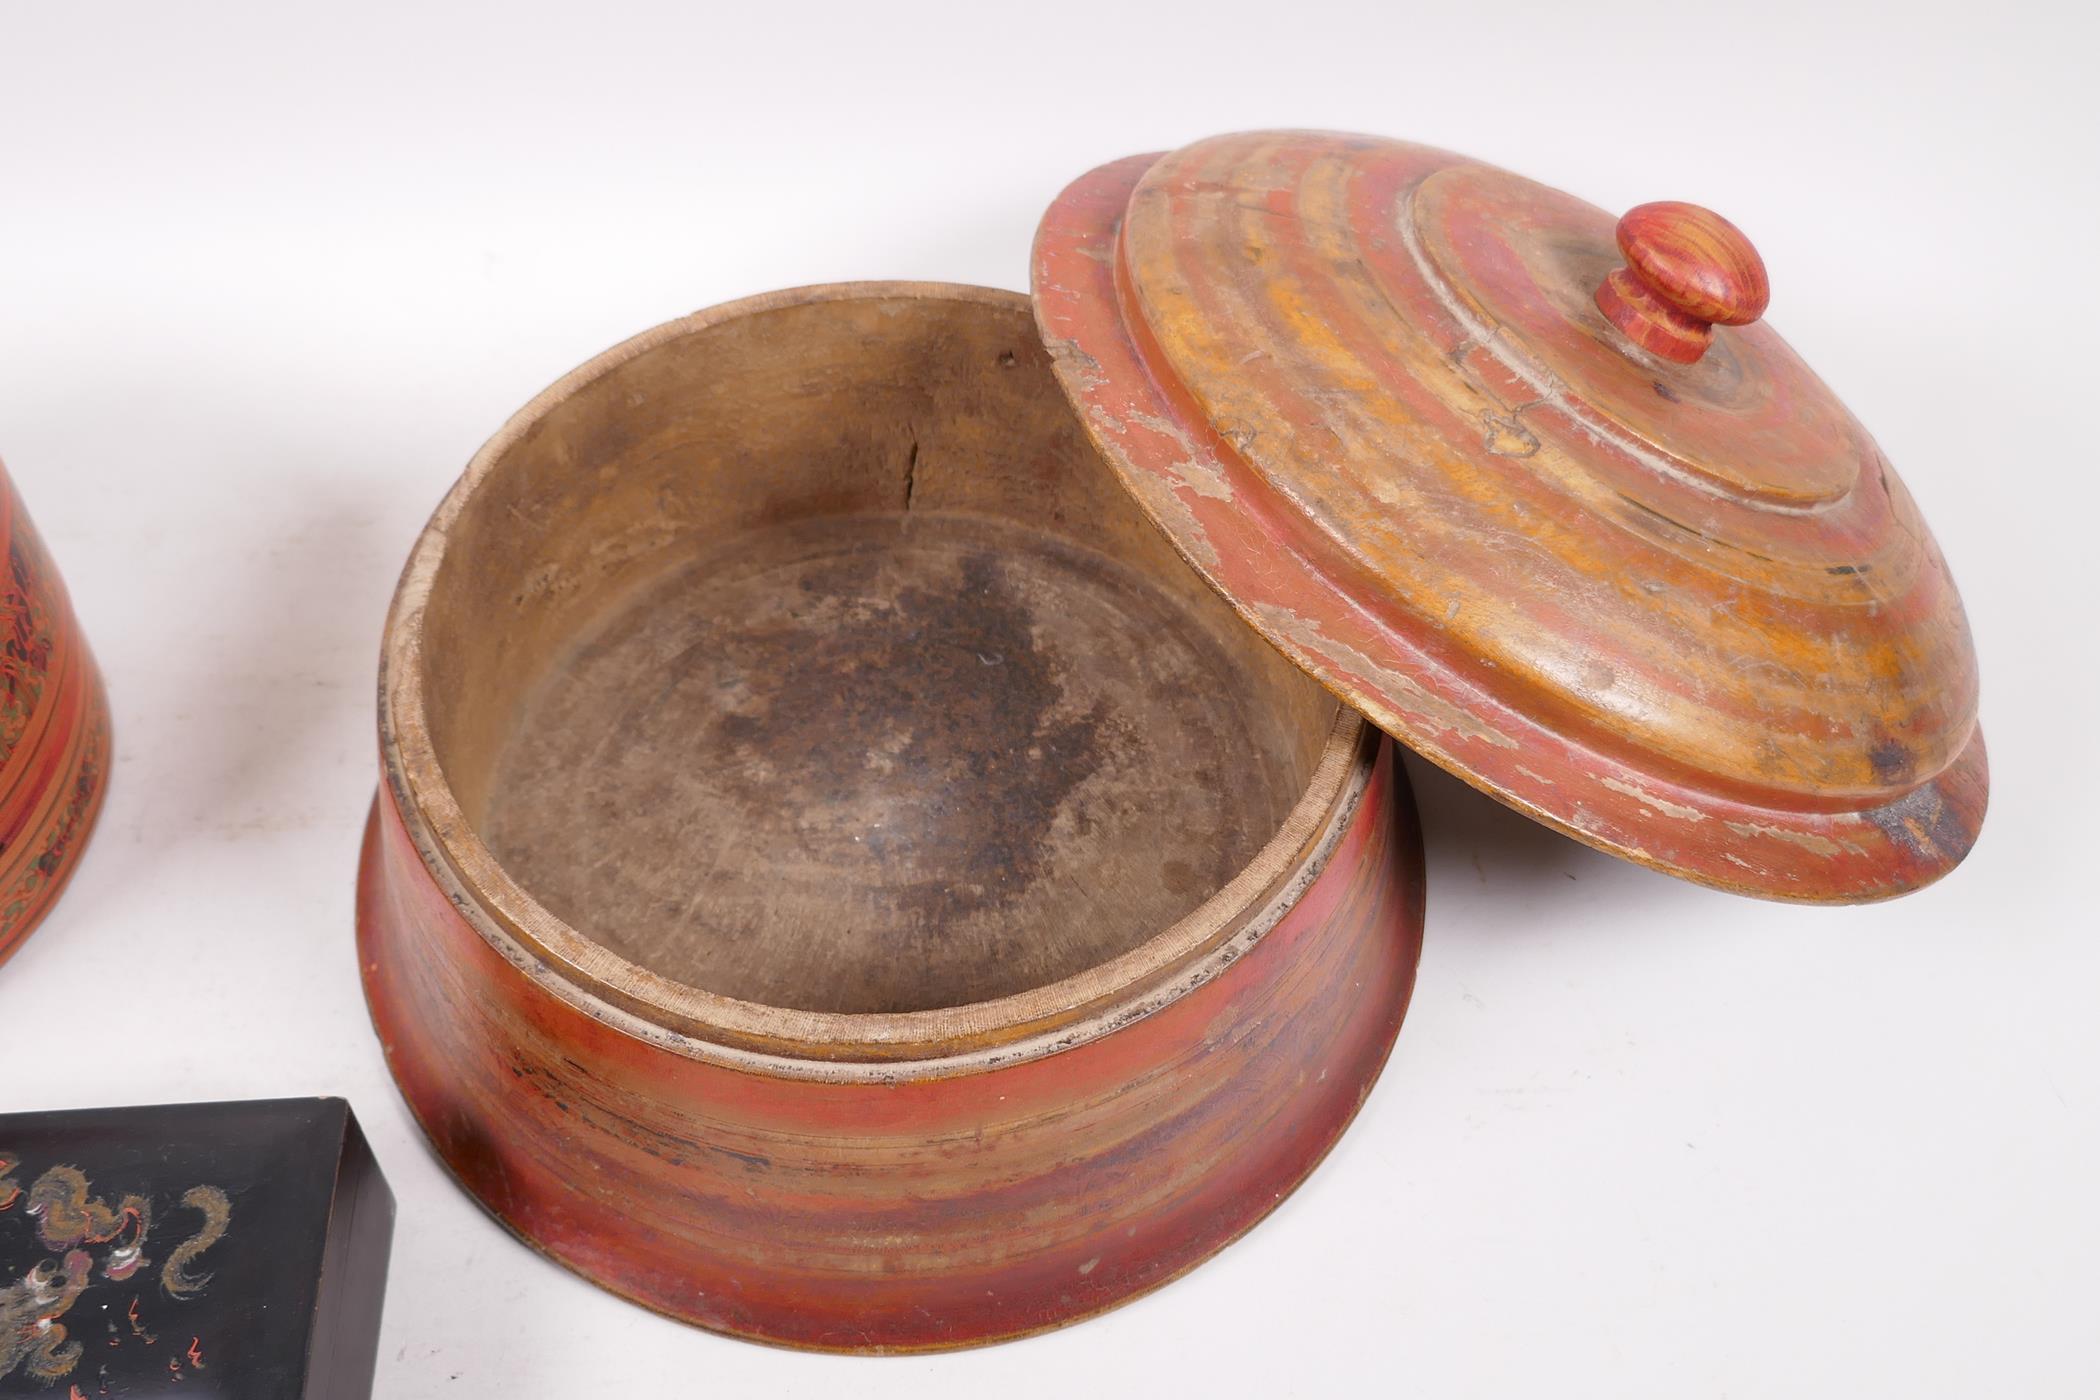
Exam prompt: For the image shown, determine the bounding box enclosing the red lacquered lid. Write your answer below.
[1032,132,1984,902]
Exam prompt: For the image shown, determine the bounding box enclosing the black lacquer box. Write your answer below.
[1,1097,393,1398]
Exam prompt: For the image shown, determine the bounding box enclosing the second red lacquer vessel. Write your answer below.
[0,463,110,971]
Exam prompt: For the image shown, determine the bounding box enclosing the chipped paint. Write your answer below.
[1722,821,1856,859]
[1601,778,1707,822]
[1862,782,1976,866]
[1250,602,1518,751]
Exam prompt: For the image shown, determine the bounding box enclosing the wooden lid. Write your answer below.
[1032,132,1985,901]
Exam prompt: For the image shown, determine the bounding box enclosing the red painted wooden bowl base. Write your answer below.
[357,738,1422,1353]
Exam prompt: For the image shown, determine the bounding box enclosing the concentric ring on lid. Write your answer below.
[1032,132,1986,901]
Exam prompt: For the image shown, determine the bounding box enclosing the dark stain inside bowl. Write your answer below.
[481,511,1285,1014]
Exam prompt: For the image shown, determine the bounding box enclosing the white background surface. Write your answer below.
[2,2,2095,1394]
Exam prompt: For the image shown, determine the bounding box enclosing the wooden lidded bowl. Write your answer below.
[0,465,111,969]
[357,283,1426,1351]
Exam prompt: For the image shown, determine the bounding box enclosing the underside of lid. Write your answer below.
[1031,134,1986,902]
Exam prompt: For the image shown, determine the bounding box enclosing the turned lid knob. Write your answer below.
[1595,201,1770,364]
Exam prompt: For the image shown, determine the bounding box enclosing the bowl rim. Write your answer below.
[375,280,1377,1079]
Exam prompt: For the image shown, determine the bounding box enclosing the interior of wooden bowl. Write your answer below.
[413,285,1340,1015]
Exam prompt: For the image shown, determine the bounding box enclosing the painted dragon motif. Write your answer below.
[0,1152,230,1384]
